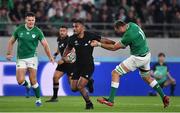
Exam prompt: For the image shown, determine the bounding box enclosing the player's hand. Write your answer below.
[6,54,13,61]
[57,59,64,65]
[90,40,99,47]
[50,56,55,64]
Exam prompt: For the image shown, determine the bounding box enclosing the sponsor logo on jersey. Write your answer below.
[26,32,30,35]
[20,33,23,37]
[75,40,79,46]
[84,43,88,46]
[32,34,36,38]
[85,75,89,78]
[59,43,64,48]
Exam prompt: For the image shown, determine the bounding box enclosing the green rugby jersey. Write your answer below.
[13,24,45,59]
[119,22,149,56]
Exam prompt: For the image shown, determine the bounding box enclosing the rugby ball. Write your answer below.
[66,48,76,63]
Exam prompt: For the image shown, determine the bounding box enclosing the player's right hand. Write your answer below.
[90,40,99,47]
[6,54,13,61]
[50,56,55,64]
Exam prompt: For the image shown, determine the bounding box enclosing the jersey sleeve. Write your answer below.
[38,28,45,41]
[119,33,131,47]
[12,27,19,40]
[89,32,101,41]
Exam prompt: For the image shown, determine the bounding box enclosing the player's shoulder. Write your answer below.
[34,26,42,32]
[163,63,168,67]
[84,31,97,36]
[15,24,25,30]
[68,34,76,41]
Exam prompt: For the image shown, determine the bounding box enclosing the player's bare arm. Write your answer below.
[6,37,16,61]
[100,38,116,44]
[91,40,124,51]
[41,39,54,63]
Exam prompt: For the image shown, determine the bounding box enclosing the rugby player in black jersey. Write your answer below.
[63,19,115,109]
[46,26,75,102]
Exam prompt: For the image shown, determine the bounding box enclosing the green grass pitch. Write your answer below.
[0,96,179,112]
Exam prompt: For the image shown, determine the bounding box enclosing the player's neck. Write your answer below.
[78,31,85,39]
[25,24,34,31]
[159,62,164,65]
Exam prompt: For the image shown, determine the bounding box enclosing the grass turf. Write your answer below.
[0,96,179,112]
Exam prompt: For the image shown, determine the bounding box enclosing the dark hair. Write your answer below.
[72,19,84,26]
[25,12,35,17]
[60,25,68,29]
[114,20,126,28]
[158,52,166,57]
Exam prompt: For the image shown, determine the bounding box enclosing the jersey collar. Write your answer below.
[25,24,34,31]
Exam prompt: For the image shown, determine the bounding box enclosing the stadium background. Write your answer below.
[0,0,180,97]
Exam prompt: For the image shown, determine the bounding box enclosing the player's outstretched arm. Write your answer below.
[91,40,124,51]
[100,38,116,44]
[6,37,16,61]
[53,48,60,59]
[41,39,54,64]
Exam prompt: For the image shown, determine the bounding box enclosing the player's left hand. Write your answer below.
[90,40,99,47]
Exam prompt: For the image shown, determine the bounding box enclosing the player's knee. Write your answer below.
[53,75,59,82]
[171,79,176,85]
[140,71,150,78]
[17,80,24,85]
[30,79,37,86]
[112,70,120,76]
[114,65,126,76]
[17,79,25,85]
[77,84,84,91]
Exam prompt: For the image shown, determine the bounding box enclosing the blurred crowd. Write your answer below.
[0,0,180,36]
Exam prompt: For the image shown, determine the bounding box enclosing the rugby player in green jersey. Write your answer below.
[91,20,169,108]
[150,53,176,96]
[6,12,54,106]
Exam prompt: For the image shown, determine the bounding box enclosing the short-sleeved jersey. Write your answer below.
[119,22,149,56]
[57,36,69,56]
[13,24,45,59]
[152,62,169,83]
[68,31,101,65]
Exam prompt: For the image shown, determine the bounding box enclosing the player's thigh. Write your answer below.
[71,79,78,90]
[77,77,89,89]
[53,70,64,81]
[163,79,172,87]
[114,56,136,76]
[28,68,37,85]
[26,57,38,70]
[138,53,151,77]
[16,68,26,83]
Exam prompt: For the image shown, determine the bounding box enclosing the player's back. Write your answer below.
[122,22,149,56]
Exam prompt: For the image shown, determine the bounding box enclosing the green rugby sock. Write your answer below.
[108,87,117,102]
[22,80,28,87]
[150,80,165,100]
[108,82,119,102]
[32,83,40,98]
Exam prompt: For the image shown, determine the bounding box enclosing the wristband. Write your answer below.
[53,52,58,57]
